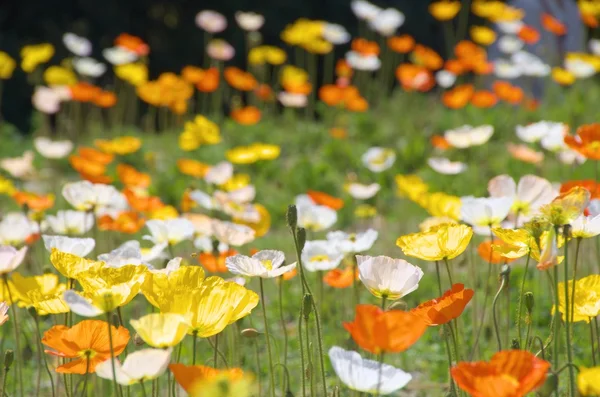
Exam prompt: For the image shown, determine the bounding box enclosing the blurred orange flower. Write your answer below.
[169,364,245,394]
[343,305,428,354]
[282,267,298,281]
[451,350,550,397]
[518,26,540,44]
[396,64,435,92]
[507,143,544,165]
[98,211,145,234]
[94,91,117,108]
[199,249,238,273]
[177,159,210,178]
[493,81,524,105]
[79,147,114,165]
[387,35,415,54]
[196,67,220,93]
[564,123,600,160]
[181,66,205,84]
[224,67,257,91]
[117,164,151,188]
[351,38,380,56]
[560,180,600,199]
[115,33,149,56]
[231,106,261,125]
[123,188,164,213]
[444,59,466,75]
[412,45,444,70]
[324,267,357,288]
[470,91,497,108]
[478,240,517,264]
[307,190,344,210]
[255,84,273,101]
[69,155,106,177]
[541,13,567,36]
[442,84,474,109]
[431,135,451,150]
[70,82,101,102]
[335,59,353,78]
[411,283,474,326]
[582,13,599,28]
[329,127,348,139]
[13,191,54,212]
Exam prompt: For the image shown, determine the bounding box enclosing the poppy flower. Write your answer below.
[324,267,357,288]
[42,320,130,374]
[199,249,238,273]
[231,106,261,125]
[396,64,435,92]
[343,305,428,354]
[94,91,117,108]
[351,38,380,56]
[444,59,466,75]
[397,224,473,261]
[115,63,148,86]
[357,255,423,300]
[0,52,16,80]
[411,284,474,326]
[451,350,550,397]
[224,67,257,91]
[179,115,221,151]
[70,82,101,102]
[431,135,451,150]
[477,240,516,264]
[541,13,567,36]
[470,26,496,46]
[582,13,599,28]
[493,81,524,104]
[564,123,600,160]
[560,180,600,200]
[13,191,54,212]
[124,188,164,213]
[78,147,114,164]
[98,211,145,234]
[507,143,544,165]
[412,45,443,70]
[442,84,474,109]
[96,348,172,385]
[429,0,461,21]
[181,66,205,84]
[307,190,344,210]
[387,35,415,53]
[539,186,590,227]
[130,313,189,348]
[552,67,575,85]
[470,90,497,108]
[169,363,247,395]
[69,155,106,177]
[116,164,151,188]
[177,159,210,178]
[21,43,54,73]
[335,59,353,78]
[255,84,273,101]
[115,33,149,56]
[329,127,348,139]
[578,366,600,396]
[518,25,540,44]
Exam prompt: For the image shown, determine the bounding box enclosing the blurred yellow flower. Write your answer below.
[552,68,576,85]
[396,224,473,261]
[149,205,179,220]
[130,313,190,348]
[355,204,377,218]
[137,81,162,106]
[0,52,16,79]
[226,143,281,164]
[419,216,457,232]
[302,39,333,54]
[177,159,210,178]
[43,66,77,86]
[115,63,148,86]
[234,204,271,237]
[281,19,324,46]
[248,46,287,66]
[50,249,100,279]
[423,192,462,219]
[429,1,461,21]
[10,273,66,314]
[0,176,16,195]
[220,174,251,191]
[179,115,221,151]
[188,372,257,397]
[578,366,600,396]
[556,275,600,323]
[395,174,429,201]
[566,52,600,70]
[471,1,506,18]
[281,65,309,86]
[21,43,54,73]
[488,5,525,22]
[95,136,142,155]
[470,26,496,46]
[539,186,590,226]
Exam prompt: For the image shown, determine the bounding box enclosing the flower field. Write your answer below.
[2,1,600,396]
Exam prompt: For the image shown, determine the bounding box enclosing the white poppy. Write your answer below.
[62,290,103,317]
[194,236,228,253]
[323,23,351,45]
[540,125,569,152]
[296,203,337,232]
[589,199,600,217]
[427,157,467,175]
[345,51,381,71]
[571,214,600,239]
[205,162,233,185]
[361,147,395,172]
[460,196,514,235]
[63,33,92,57]
[565,58,596,79]
[96,348,172,385]
[351,0,382,21]
[0,151,35,179]
[33,137,73,159]
[141,243,169,263]
[278,92,307,108]
[327,229,378,253]
[590,39,600,56]
[211,220,255,246]
[435,70,456,88]
[42,235,95,257]
[346,183,380,199]
[357,255,423,300]
[369,8,405,36]
[0,213,39,246]
[103,47,138,65]
[300,240,344,272]
[329,347,412,395]
[32,86,61,114]
[144,218,195,246]
[195,10,227,33]
[235,12,265,31]
[444,125,494,149]
[557,149,586,165]
[72,57,107,78]
[189,190,215,210]
[226,250,295,278]
[62,181,124,212]
[493,59,521,79]
[216,186,256,204]
[496,21,524,35]
[98,240,148,268]
[0,246,27,275]
[512,52,550,77]
[46,210,94,235]
[516,121,566,144]
[207,39,235,62]
[220,201,260,223]
[497,35,523,54]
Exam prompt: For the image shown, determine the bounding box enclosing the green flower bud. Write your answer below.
[524,292,534,314]
[286,205,297,229]
[511,338,520,349]
[240,328,261,339]
[302,294,313,321]
[4,350,13,369]
[297,228,306,251]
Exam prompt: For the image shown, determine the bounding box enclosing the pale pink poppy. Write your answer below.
[195,10,227,33]
[207,39,235,61]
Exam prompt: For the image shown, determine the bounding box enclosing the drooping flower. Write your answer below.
[357,255,423,300]
[538,186,590,226]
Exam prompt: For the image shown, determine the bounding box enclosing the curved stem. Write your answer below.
[33,313,56,397]
[206,337,229,368]
[590,319,597,366]
[492,271,507,351]
[3,275,23,397]
[0,367,8,397]
[298,306,306,397]
[259,278,276,397]
[533,336,547,359]
[105,312,121,397]
[517,254,531,347]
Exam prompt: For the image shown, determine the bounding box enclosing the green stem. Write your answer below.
[443,325,458,397]
[212,333,218,368]
[259,278,276,397]
[470,262,493,359]
[443,257,454,286]
[105,312,121,397]
[570,239,582,324]
[305,315,314,396]
[298,306,306,397]
[33,313,56,397]
[352,255,360,308]
[375,352,385,396]
[492,272,507,351]
[140,380,148,397]
[80,355,90,397]
[562,230,575,396]
[278,278,288,397]
[0,367,8,397]
[517,255,531,347]
[552,263,561,384]
[381,295,387,311]
[3,275,23,397]
[192,331,198,365]
[435,261,443,295]
[590,319,597,366]
[525,315,532,351]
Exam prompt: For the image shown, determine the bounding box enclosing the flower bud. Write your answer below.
[524,292,534,314]
[511,338,519,349]
[4,350,13,369]
[302,294,313,321]
[296,228,306,251]
[240,328,260,339]
[286,205,297,229]
[537,373,558,397]
[500,264,511,277]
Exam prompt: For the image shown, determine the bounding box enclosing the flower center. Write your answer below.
[310,255,329,262]
[261,260,273,270]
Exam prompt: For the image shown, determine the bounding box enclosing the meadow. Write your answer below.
[1,1,600,396]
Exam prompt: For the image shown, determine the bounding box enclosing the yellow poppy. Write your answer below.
[0,52,16,79]
[130,313,190,348]
[137,81,163,106]
[395,174,429,201]
[419,216,457,232]
[281,19,324,46]
[10,273,66,314]
[555,275,600,323]
[226,147,260,165]
[220,174,251,191]
[50,249,100,279]
[489,5,525,22]
[429,1,461,21]
[552,68,576,86]
[188,372,257,397]
[21,43,54,73]
[142,266,206,309]
[252,143,281,160]
[43,66,77,86]
[179,115,221,151]
[281,65,309,86]
[0,176,16,195]
[148,205,179,220]
[491,228,535,259]
[95,136,142,155]
[355,204,378,218]
[396,224,473,261]
[578,367,600,396]
[248,46,287,66]
[471,1,506,18]
[115,63,148,86]
[539,186,590,226]
[422,192,462,220]
[177,159,210,178]
[470,26,496,46]
[303,39,333,54]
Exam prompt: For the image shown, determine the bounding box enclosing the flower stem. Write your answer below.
[492,271,507,351]
[33,312,56,397]
[470,262,493,359]
[552,264,561,393]
[105,312,121,397]
[259,278,276,397]
[0,366,9,397]
[562,230,576,397]
[298,306,306,397]
[192,331,198,365]
[375,352,385,396]
[80,355,90,397]
[212,333,218,368]
[590,319,597,366]
[253,339,262,397]
[443,257,454,286]
[278,278,288,397]
[381,295,387,311]
[435,261,443,295]
[569,238,582,324]
[517,254,531,347]
[443,325,458,397]
[140,380,148,397]
[3,275,23,397]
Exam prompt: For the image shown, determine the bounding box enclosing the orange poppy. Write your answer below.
[507,143,544,165]
[493,81,524,105]
[42,320,130,374]
[564,123,600,160]
[518,25,540,44]
[523,97,540,111]
[230,106,261,125]
[199,249,238,273]
[26,233,41,245]
[79,172,113,184]
[324,267,357,288]
[335,59,353,78]
[442,84,474,109]
[346,96,368,112]
[94,91,117,108]
[471,60,494,75]
[282,81,312,95]
[541,13,567,36]
[182,66,205,84]
[412,45,444,70]
[196,67,220,93]
[560,180,600,199]
[98,211,145,234]
[123,188,164,213]
[431,135,451,150]
[224,67,257,91]
[70,82,101,103]
[177,159,210,178]
[69,155,106,177]
[117,164,151,188]
[582,13,599,28]
[180,190,196,213]
[451,350,550,397]
[169,364,244,394]
[79,147,114,165]
[470,91,497,108]
[454,41,480,60]
[395,64,435,92]
[282,267,298,281]
[329,127,348,139]
[411,284,474,326]
[454,41,488,72]
[115,33,149,56]
[343,305,428,354]
[255,84,273,101]
[387,35,415,54]
[13,191,54,212]
[478,240,517,265]
[351,38,380,56]
[319,85,344,106]
[444,59,466,75]
[307,190,344,210]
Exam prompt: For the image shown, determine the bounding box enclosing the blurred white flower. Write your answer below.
[557,149,586,165]
[327,229,378,253]
[95,348,172,385]
[0,150,35,179]
[144,218,195,246]
[205,162,233,185]
[32,86,61,114]
[195,10,227,33]
[362,147,395,172]
[351,0,382,21]
[497,36,523,54]
[0,246,28,275]
[0,213,39,246]
[357,255,423,300]
[571,214,600,238]
[346,182,380,199]
[323,23,351,45]
[516,121,566,144]
[102,47,138,65]
[235,12,264,31]
[428,157,467,175]
[34,137,73,159]
[590,39,600,56]
[207,39,235,62]
[460,196,514,235]
[63,33,92,56]
[211,220,255,246]
[369,8,405,36]
[46,210,94,235]
[346,52,381,71]
[62,181,124,212]
[301,240,344,272]
[296,202,337,232]
[73,57,106,78]
[444,125,494,149]
[435,70,456,88]
[42,235,95,257]
[278,92,307,108]
[496,21,524,35]
[493,59,521,79]
[565,58,596,79]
